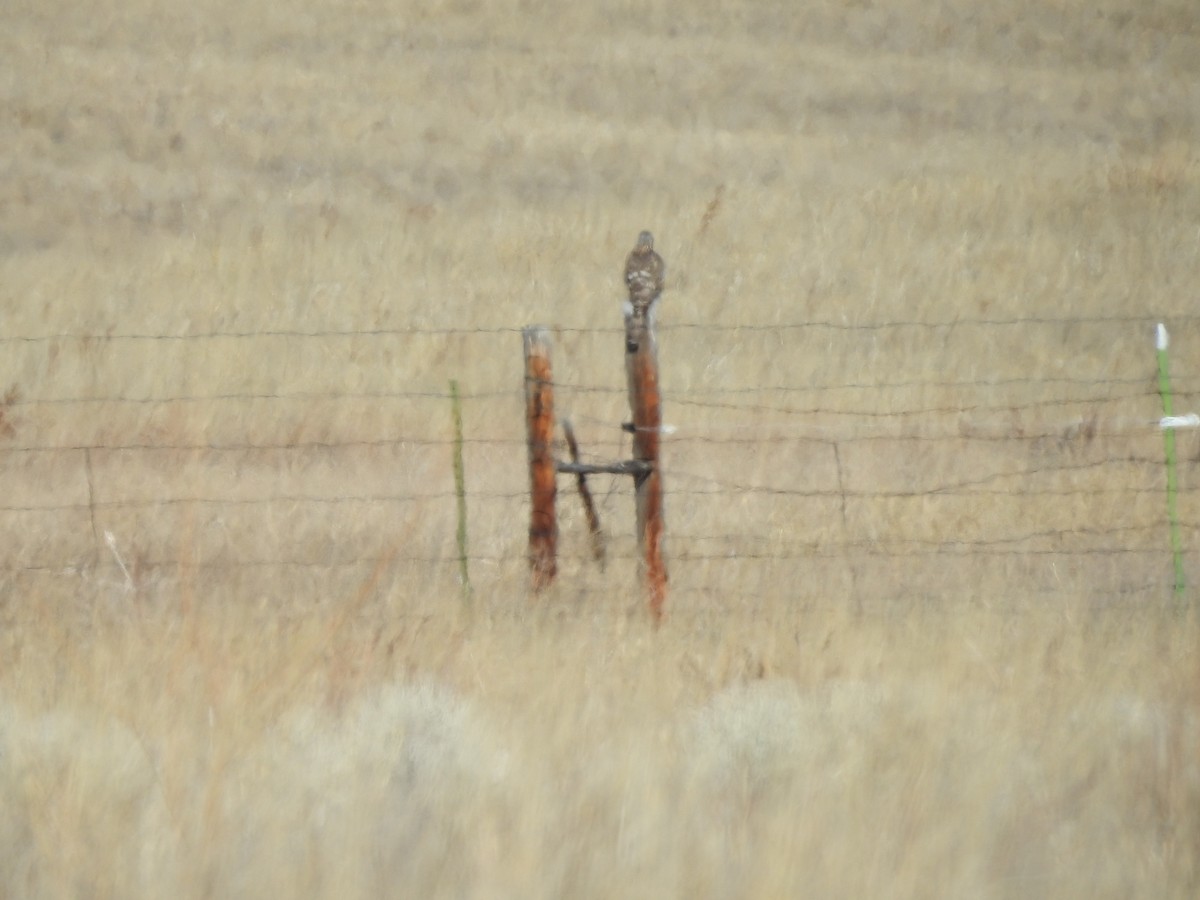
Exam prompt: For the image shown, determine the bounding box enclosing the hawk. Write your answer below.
[624,230,665,318]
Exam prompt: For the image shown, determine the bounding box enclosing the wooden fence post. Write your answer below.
[625,311,668,620]
[523,326,557,590]
[563,418,606,569]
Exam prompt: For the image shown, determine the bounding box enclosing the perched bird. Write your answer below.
[624,230,665,319]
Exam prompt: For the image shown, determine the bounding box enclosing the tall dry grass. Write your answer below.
[2,0,1199,896]
[2,588,1197,897]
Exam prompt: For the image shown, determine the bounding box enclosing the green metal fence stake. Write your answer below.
[450,379,472,603]
[1156,323,1186,597]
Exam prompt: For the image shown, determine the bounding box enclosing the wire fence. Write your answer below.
[1,315,1196,605]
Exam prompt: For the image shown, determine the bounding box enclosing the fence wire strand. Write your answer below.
[1,317,1195,593]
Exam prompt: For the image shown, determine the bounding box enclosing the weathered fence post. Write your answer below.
[563,418,605,569]
[520,233,668,616]
[523,326,557,590]
[625,304,668,620]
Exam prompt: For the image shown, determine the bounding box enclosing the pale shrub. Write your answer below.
[0,703,181,899]
[215,680,516,899]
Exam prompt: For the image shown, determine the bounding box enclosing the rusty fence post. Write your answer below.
[523,326,557,590]
[521,232,668,617]
[625,311,668,621]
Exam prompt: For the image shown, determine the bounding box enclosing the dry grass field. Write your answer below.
[2,0,1200,896]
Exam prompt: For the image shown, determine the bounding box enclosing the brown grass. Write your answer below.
[2,0,1199,896]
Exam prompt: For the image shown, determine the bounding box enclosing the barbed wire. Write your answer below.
[6,374,1194,409]
[2,312,1198,345]
[2,426,1192,456]
[5,535,1191,576]
[3,477,1196,515]
[0,314,1194,595]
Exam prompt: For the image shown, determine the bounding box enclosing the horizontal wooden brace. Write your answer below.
[555,459,653,477]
